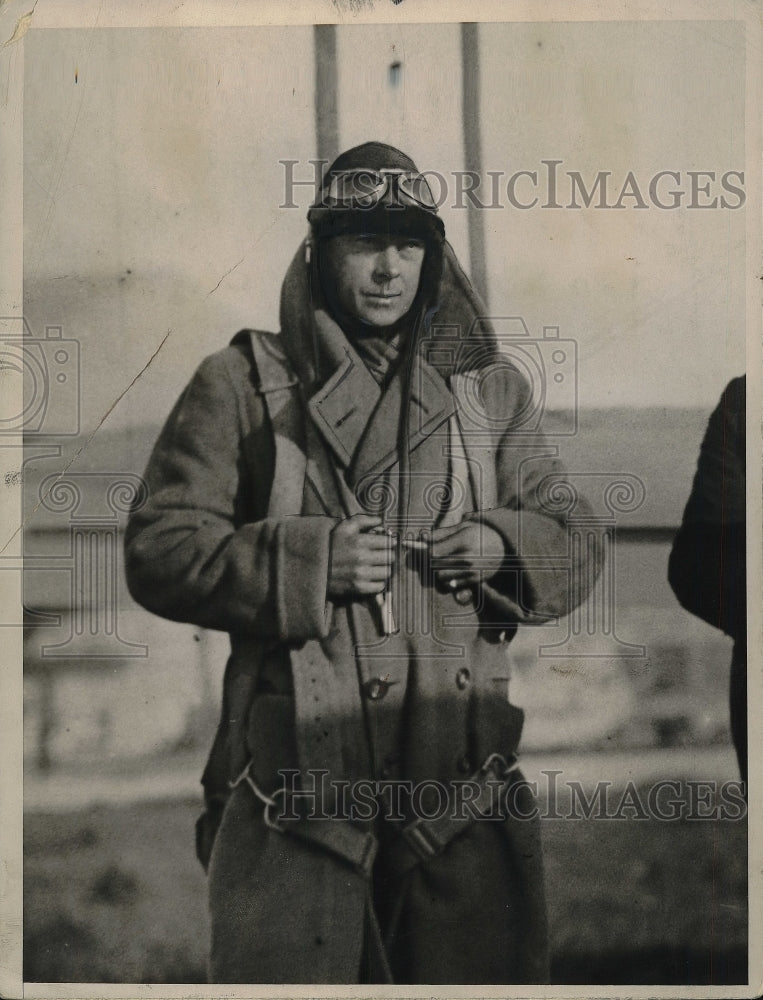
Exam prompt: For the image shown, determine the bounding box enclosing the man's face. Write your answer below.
[322,231,426,328]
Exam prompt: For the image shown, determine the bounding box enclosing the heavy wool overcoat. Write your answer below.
[125,240,600,985]
[668,375,746,781]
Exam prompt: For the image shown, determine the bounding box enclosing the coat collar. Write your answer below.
[308,343,454,488]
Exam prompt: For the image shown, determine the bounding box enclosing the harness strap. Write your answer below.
[288,816,378,878]
[248,330,306,519]
[386,752,522,878]
[230,760,378,879]
[231,758,392,983]
[232,752,520,879]
[362,885,396,984]
[248,330,355,806]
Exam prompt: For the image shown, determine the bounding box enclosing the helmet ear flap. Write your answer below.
[416,234,445,312]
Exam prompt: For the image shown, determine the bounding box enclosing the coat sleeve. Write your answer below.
[464,367,601,623]
[668,376,746,641]
[124,348,336,641]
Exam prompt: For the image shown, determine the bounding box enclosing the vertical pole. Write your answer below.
[314,25,339,176]
[37,666,54,772]
[460,22,489,308]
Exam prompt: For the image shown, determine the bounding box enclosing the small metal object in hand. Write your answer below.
[371,526,398,635]
[375,589,397,636]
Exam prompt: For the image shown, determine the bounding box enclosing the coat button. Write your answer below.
[455,667,471,690]
[453,587,473,605]
[364,677,391,701]
[457,753,473,775]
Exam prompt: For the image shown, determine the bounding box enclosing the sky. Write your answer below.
[22,19,748,438]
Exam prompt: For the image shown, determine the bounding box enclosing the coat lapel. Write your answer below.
[347,354,455,489]
[307,350,381,468]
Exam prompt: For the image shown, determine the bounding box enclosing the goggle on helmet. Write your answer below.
[308,168,445,239]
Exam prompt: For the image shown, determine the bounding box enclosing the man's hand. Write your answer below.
[327,514,395,599]
[404,520,505,589]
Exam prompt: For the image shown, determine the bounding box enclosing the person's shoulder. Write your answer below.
[721,374,746,413]
[704,373,745,437]
[194,329,283,389]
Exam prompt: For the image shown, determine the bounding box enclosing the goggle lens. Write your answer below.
[397,172,438,209]
[325,170,437,210]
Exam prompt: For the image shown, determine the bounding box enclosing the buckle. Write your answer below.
[229,760,285,833]
[479,751,520,780]
[400,818,445,862]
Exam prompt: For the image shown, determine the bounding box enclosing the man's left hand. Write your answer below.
[404,521,506,588]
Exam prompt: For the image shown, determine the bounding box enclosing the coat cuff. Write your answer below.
[466,508,573,621]
[275,516,336,642]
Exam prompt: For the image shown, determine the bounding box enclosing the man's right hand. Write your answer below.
[327,514,395,598]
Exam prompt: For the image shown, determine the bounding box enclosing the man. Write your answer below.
[125,141,599,984]
[668,376,747,784]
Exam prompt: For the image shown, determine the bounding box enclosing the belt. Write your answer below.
[386,752,522,877]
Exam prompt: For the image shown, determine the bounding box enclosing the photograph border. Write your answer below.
[1,1,760,997]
